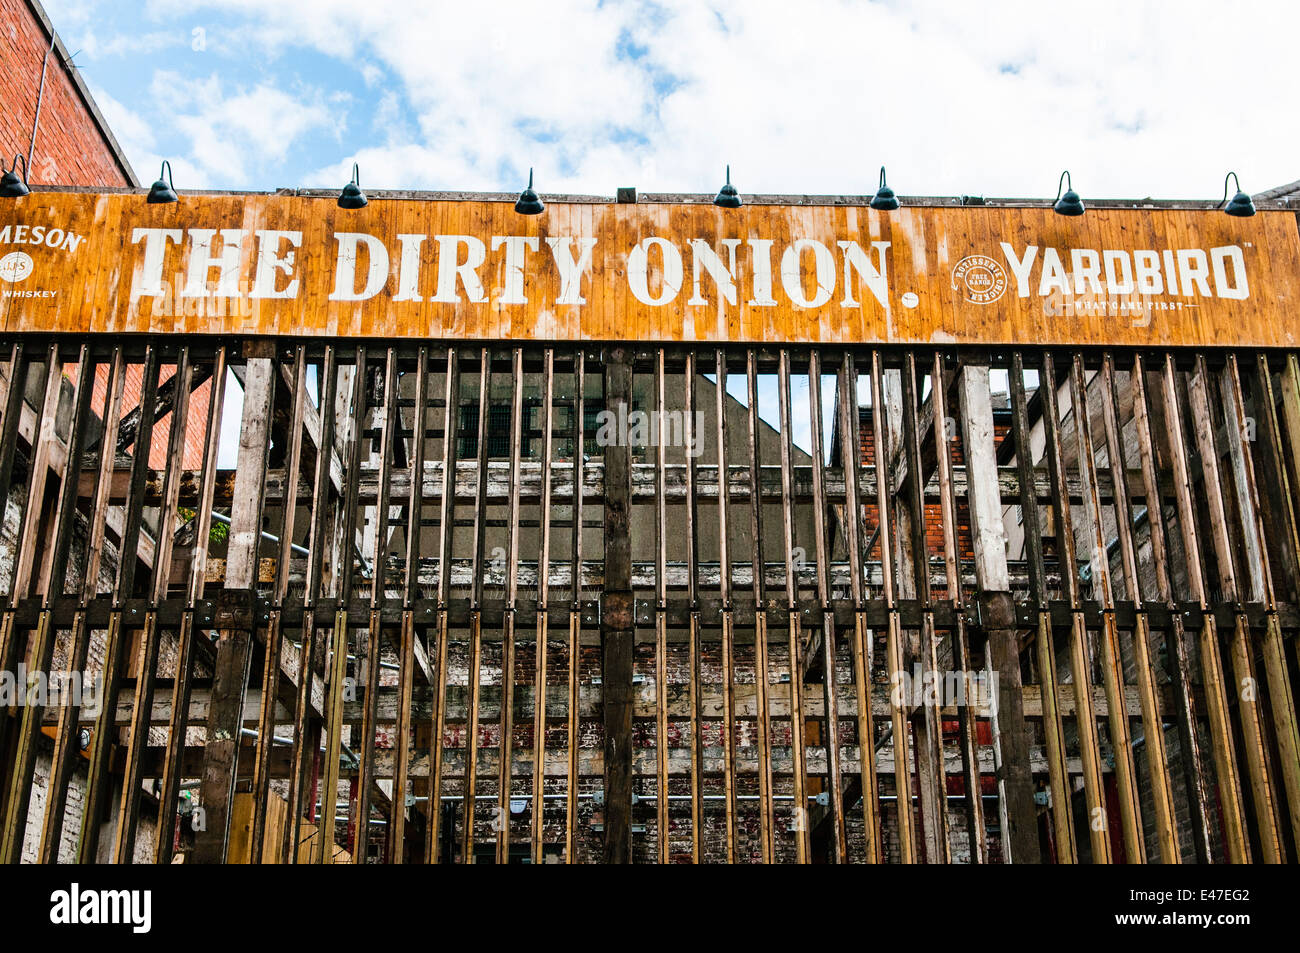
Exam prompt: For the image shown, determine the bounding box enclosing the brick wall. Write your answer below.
[0,0,133,187]
[89,363,213,470]
[857,408,1011,596]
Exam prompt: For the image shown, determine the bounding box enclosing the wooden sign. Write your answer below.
[1,191,1297,347]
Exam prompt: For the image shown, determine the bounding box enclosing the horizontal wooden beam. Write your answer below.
[81,460,1169,508]
[65,679,1147,730]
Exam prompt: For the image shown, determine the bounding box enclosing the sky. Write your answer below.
[30,0,1288,462]
[39,0,1300,202]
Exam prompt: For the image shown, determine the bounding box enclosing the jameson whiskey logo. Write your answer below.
[0,221,84,299]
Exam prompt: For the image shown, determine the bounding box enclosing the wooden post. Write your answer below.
[193,354,275,863]
[601,345,634,863]
[957,361,1040,864]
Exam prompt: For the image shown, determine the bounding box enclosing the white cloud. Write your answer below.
[46,0,1300,196]
[148,71,339,184]
[88,84,155,155]
[87,83,210,188]
[77,29,185,59]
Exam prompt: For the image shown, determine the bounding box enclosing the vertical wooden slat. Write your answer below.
[838,351,879,863]
[1008,353,1071,861]
[1280,356,1300,541]
[41,348,127,863]
[778,349,810,863]
[807,350,846,862]
[287,346,337,864]
[960,358,1038,864]
[5,344,62,602]
[462,346,491,864]
[1068,353,1144,863]
[154,348,226,863]
[427,346,459,865]
[0,342,31,803]
[0,344,54,731]
[0,348,95,864]
[1187,356,1282,861]
[602,345,634,864]
[934,353,986,864]
[1129,353,1213,862]
[1009,352,1071,862]
[1098,353,1179,863]
[871,351,915,864]
[497,348,525,864]
[898,352,949,862]
[356,347,399,860]
[685,350,704,863]
[247,346,305,863]
[565,350,585,863]
[654,348,670,864]
[714,348,739,862]
[114,347,194,863]
[1210,355,1293,858]
[1161,354,1250,862]
[1246,353,1300,852]
[0,343,31,550]
[318,346,367,864]
[194,351,274,863]
[532,347,555,865]
[1039,353,1109,863]
[78,346,159,864]
[748,349,776,863]
[391,345,428,863]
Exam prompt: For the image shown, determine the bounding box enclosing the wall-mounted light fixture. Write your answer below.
[1053,170,1084,216]
[338,162,368,209]
[1221,172,1256,217]
[713,165,741,209]
[147,160,178,204]
[0,155,30,198]
[870,166,899,210]
[515,168,545,215]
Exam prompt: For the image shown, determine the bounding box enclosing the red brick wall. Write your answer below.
[89,363,213,470]
[0,0,132,187]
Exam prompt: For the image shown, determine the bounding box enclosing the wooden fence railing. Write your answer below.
[0,339,1297,863]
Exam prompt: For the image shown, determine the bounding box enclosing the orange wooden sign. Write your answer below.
[1,191,1297,347]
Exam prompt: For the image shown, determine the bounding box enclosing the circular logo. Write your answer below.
[900,291,919,309]
[0,251,34,284]
[951,254,1007,304]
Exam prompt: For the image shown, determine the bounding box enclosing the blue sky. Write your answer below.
[40,0,1300,201]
